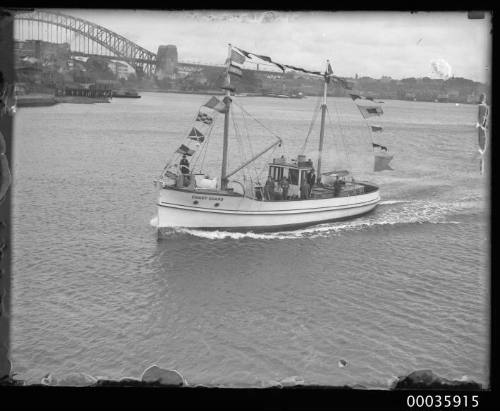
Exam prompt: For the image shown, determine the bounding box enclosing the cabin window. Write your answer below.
[270,166,284,180]
[289,169,299,185]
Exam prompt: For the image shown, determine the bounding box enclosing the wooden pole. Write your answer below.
[317,61,329,182]
[220,43,232,190]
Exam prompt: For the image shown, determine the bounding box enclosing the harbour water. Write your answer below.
[11,93,489,387]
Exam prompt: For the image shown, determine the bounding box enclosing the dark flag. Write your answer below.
[188,127,205,143]
[371,125,383,132]
[325,61,333,83]
[374,152,393,171]
[282,64,322,76]
[196,111,213,125]
[327,61,333,75]
[175,144,195,156]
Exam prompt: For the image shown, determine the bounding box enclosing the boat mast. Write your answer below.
[220,43,233,190]
[317,60,330,183]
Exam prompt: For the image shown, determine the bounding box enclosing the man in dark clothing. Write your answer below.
[264,175,275,200]
[179,155,190,186]
[300,180,310,199]
[280,176,290,200]
[333,176,341,197]
[307,169,316,196]
[180,155,190,174]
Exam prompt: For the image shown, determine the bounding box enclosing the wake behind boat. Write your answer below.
[154,45,382,232]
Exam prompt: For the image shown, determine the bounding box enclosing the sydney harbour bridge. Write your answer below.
[13,9,190,77]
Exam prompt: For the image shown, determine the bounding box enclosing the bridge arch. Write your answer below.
[14,10,157,76]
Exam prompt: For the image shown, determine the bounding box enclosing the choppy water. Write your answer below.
[11,93,489,387]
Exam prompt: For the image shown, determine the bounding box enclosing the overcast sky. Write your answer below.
[59,10,491,82]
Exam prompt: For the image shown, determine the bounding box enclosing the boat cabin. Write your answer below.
[255,155,314,200]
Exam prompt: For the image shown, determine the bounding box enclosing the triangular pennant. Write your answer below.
[327,61,333,75]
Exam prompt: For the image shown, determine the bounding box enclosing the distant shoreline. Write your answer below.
[135,90,476,104]
[16,91,477,106]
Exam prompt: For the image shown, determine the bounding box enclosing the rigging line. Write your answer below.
[365,122,376,153]
[240,105,256,160]
[198,129,211,173]
[231,99,283,182]
[231,111,242,165]
[324,106,340,155]
[239,107,260,178]
[234,101,279,181]
[232,99,282,142]
[327,104,351,170]
[201,115,218,170]
[190,129,203,170]
[189,103,220,171]
[232,107,254,182]
[256,144,279,183]
[330,97,347,148]
[300,94,323,154]
[192,112,216,172]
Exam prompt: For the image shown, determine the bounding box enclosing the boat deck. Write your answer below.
[161,180,378,201]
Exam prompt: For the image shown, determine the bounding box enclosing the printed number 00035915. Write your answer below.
[406,395,479,408]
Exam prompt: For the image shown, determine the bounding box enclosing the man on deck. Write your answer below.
[300,179,310,199]
[307,169,316,196]
[333,176,341,197]
[280,176,290,200]
[179,155,190,186]
[264,175,275,200]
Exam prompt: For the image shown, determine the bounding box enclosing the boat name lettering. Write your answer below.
[191,195,224,202]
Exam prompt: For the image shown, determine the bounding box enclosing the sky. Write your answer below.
[59,10,491,82]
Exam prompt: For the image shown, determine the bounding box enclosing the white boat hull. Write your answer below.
[157,185,380,232]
